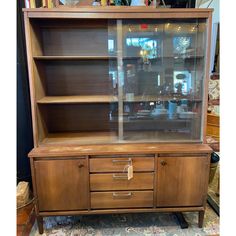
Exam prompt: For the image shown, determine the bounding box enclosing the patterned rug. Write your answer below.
[30,204,219,236]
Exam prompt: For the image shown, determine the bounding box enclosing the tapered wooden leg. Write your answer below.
[198,210,205,228]
[37,216,44,234]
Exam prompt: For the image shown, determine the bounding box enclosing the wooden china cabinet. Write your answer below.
[23,7,212,234]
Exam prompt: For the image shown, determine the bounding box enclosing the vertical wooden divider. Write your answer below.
[117,20,124,140]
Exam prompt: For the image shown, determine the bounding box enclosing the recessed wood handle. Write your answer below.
[160,160,167,166]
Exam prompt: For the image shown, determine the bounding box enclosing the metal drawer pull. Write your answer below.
[112,158,132,163]
[112,174,128,179]
[112,192,132,198]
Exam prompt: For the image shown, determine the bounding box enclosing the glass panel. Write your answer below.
[108,20,119,142]
[120,19,207,142]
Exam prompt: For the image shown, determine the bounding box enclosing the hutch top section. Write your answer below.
[24,7,212,147]
[23,7,213,18]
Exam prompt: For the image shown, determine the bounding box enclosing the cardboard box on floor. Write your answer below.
[17,181,29,207]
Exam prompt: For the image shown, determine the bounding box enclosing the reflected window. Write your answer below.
[173,36,191,55]
[108,39,115,53]
[126,37,160,59]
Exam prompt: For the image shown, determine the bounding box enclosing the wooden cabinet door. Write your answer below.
[156,156,210,207]
[34,158,88,211]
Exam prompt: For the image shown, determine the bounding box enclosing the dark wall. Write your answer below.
[17,0,34,184]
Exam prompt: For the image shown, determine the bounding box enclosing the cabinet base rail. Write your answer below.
[36,208,205,234]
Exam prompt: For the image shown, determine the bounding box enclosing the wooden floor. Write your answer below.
[17,200,36,236]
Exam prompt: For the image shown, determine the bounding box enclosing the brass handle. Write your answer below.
[112,158,132,164]
[160,160,167,166]
[78,163,84,168]
[112,173,128,180]
[112,192,132,198]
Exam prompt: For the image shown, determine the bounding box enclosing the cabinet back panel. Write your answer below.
[41,60,113,96]
[32,19,109,56]
[39,104,117,132]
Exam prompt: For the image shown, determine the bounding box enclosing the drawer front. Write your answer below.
[207,125,219,137]
[207,114,219,125]
[90,173,154,191]
[91,191,153,209]
[90,157,154,172]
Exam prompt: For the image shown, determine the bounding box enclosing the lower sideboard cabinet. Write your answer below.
[156,155,210,207]
[30,148,211,234]
[34,158,89,211]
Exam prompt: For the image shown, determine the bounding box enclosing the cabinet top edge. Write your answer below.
[28,144,212,158]
[22,6,213,14]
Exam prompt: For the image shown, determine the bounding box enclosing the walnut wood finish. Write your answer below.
[38,60,112,96]
[202,13,213,143]
[36,216,43,235]
[38,104,117,132]
[38,206,204,216]
[23,7,212,19]
[37,95,118,104]
[23,8,213,234]
[198,210,205,228]
[91,191,153,209]
[90,173,154,191]
[41,132,118,146]
[156,156,210,207]
[34,158,89,211]
[90,156,154,172]
[29,144,212,157]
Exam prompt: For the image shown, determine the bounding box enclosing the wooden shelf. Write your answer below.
[123,118,193,123]
[37,96,201,104]
[123,95,202,102]
[41,132,118,146]
[39,131,199,146]
[33,55,204,61]
[37,96,118,104]
[123,131,199,142]
[33,56,116,60]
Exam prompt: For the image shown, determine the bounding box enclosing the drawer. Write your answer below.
[207,114,219,126]
[90,173,154,191]
[207,125,219,137]
[89,157,154,173]
[91,191,153,209]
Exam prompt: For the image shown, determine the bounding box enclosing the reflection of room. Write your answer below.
[122,20,206,99]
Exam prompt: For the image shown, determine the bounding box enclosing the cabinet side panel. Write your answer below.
[24,13,38,146]
[202,13,213,143]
